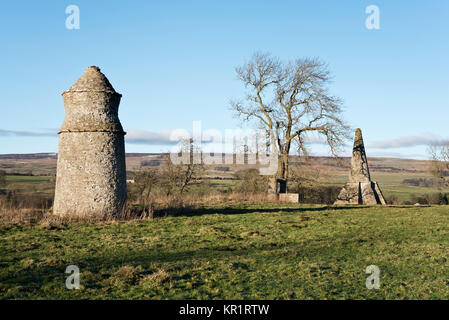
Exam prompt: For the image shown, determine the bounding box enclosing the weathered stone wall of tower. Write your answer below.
[53,66,126,218]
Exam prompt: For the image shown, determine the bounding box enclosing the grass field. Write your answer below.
[1,203,449,299]
[3,175,54,196]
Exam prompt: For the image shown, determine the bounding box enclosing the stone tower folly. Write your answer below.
[53,66,127,218]
[334,128,386,205]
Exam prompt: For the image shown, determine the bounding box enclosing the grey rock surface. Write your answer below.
[349,128,371,183]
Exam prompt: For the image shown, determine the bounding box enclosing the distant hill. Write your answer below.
[0,153,57,160]
[0,152,431,176]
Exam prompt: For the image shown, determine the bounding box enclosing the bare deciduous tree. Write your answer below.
[288,161,330,190]
[160,157,203,196]
[233,168,268,194]
[134,168,159,206]
[231,52,350,193]
[428,144,449,188]
[161,139,203,196]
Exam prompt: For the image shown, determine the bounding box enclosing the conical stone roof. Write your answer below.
[63,66,121,96]
[59,66,124,133]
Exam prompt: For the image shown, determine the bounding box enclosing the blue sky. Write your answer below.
[0,0,448,159]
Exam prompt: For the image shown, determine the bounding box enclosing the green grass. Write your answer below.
[1,203,449,299]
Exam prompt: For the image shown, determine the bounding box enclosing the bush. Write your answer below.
[233,169,268,194]
[424,193,449,205]
[409,194,428,205]
[408,193,449,205]
[384,194,399,205]
[402,178,434,187]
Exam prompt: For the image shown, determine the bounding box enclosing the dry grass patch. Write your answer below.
[140,269,171,287]
[107,266,142,286]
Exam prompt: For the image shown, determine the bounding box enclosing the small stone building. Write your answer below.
[53,66,127,218]
[334,128,386,205]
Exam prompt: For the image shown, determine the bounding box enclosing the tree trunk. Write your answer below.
[269,151,290,194]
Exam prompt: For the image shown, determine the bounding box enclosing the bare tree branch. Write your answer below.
[230,52,350,192]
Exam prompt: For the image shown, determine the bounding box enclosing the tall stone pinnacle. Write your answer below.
[349,128,371,183]
[334,128,386,205]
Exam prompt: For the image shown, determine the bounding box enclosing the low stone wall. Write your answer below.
[279,193,299,203]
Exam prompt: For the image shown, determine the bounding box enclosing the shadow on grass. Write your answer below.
[3,206,423,299]
[150,204,369,218]
[3,220,395,299]
[0,239,328,296]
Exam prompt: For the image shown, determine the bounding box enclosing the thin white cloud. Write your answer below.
[125,129,334,146]
[0,129,56,137]
[369,134,449,149]
[0,126,339,146]
[126,129,180,145]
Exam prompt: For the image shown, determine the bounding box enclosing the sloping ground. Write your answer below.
[1,203,449,299]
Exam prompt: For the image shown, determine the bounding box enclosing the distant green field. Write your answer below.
[325,170,448,203]
[206,179,236,192]
[1,203,449,299]
[371,172,434,186]
[4,175,54,196]
[328,171,434,186]
[382,186,445,202]
[6,176,51,183]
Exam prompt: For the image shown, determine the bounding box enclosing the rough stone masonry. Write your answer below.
[53,66,127,218]
[334,128,386,205]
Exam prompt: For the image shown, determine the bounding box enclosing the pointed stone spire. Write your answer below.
[349,128,371,183]
[334,128,386,205]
